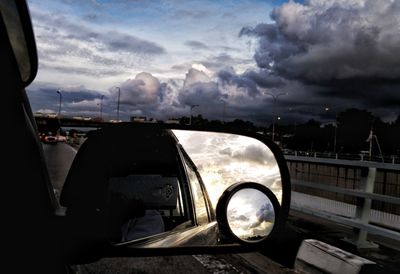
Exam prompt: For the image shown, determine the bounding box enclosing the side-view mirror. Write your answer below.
[58,124,290,263]
[216,182,281,245]
[0,0,38,87]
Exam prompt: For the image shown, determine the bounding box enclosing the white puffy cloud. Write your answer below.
[183,68,212,88]
[118,72,161,106]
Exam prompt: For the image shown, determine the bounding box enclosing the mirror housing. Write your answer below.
[59,123,291,262]
[0,0,38,86]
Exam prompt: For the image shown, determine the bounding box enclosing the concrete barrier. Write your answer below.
[294,239,380,274]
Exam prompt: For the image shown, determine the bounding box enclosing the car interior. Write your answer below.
[59,127,198,245]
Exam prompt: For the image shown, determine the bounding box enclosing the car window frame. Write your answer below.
[178,144,215,224]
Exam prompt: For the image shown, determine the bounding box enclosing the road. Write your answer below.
[42,142,77,199]
[42,142,296,274]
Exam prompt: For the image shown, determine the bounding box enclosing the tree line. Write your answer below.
[181,108,400,156]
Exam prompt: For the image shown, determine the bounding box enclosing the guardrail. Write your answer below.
[284,151,400,165]
[286,157,400,248]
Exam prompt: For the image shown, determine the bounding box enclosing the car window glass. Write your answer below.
[183,159,208,225]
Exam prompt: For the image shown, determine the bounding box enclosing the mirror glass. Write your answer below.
[227,188,275,242]
[59,127,283,248]
[173,130,282,206]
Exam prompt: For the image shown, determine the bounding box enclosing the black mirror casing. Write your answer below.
[58,123,291,260]
[0,0,38,86]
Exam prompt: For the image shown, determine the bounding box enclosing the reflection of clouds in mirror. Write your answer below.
[227,189,275,240]
[173,130,281,207]
[250,203,274,229]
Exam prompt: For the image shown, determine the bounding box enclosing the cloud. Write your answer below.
[183,68,212,87]
[177,68,224,110]
[242,0,400,83]
[231,144,277,165]
[30,9,166,81]
[217,68,258,97]
[256,202,275,224]
[39,63,124,77]
[184,40,209,50]
[243,70,286,89]
[27,82,107,116]
[249,202,275,230]
[102,31,165,55]
[117,72,161,106]
[33,10,165,55]
[239,0,400,120]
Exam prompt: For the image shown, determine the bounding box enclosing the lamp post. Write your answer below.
[115,87,120,121]
[189,104,199,125]
[264,91,287,142]
[100,95,104,120]
[56,89,62,117]
[325,107,338,153]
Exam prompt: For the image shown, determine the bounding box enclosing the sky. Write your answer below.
[26,0,400,125]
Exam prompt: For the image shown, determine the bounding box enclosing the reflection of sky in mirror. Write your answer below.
[172,130,281,207]
[227,189,275,240]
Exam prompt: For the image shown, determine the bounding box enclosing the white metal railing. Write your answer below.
[289,167,400,247]
[284,151,400,165]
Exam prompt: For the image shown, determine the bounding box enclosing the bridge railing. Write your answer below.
[284,150,400,165]
[286,156,400,248]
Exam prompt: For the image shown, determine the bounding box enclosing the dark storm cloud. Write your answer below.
[243,70,286,89]
[242,0,400,83]
[184,40,209,51]
[217,67,286,99]
[27,82,105,115]
[178,81,221,107]
[218,68,258,97]
[103,31,165,55]
[239,0,400,120]
[197,53,254,72]
[249,202,274,229]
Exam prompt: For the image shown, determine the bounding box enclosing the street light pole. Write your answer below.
[100,95,104,120]
[264,91,287,142]
[115,87,120,121]
[56,89,62,117]
[325,107,338,153]
[189,104,199,125]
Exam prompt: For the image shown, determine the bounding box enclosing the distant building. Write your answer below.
[130,116,147,123]
[165,118,180,124]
